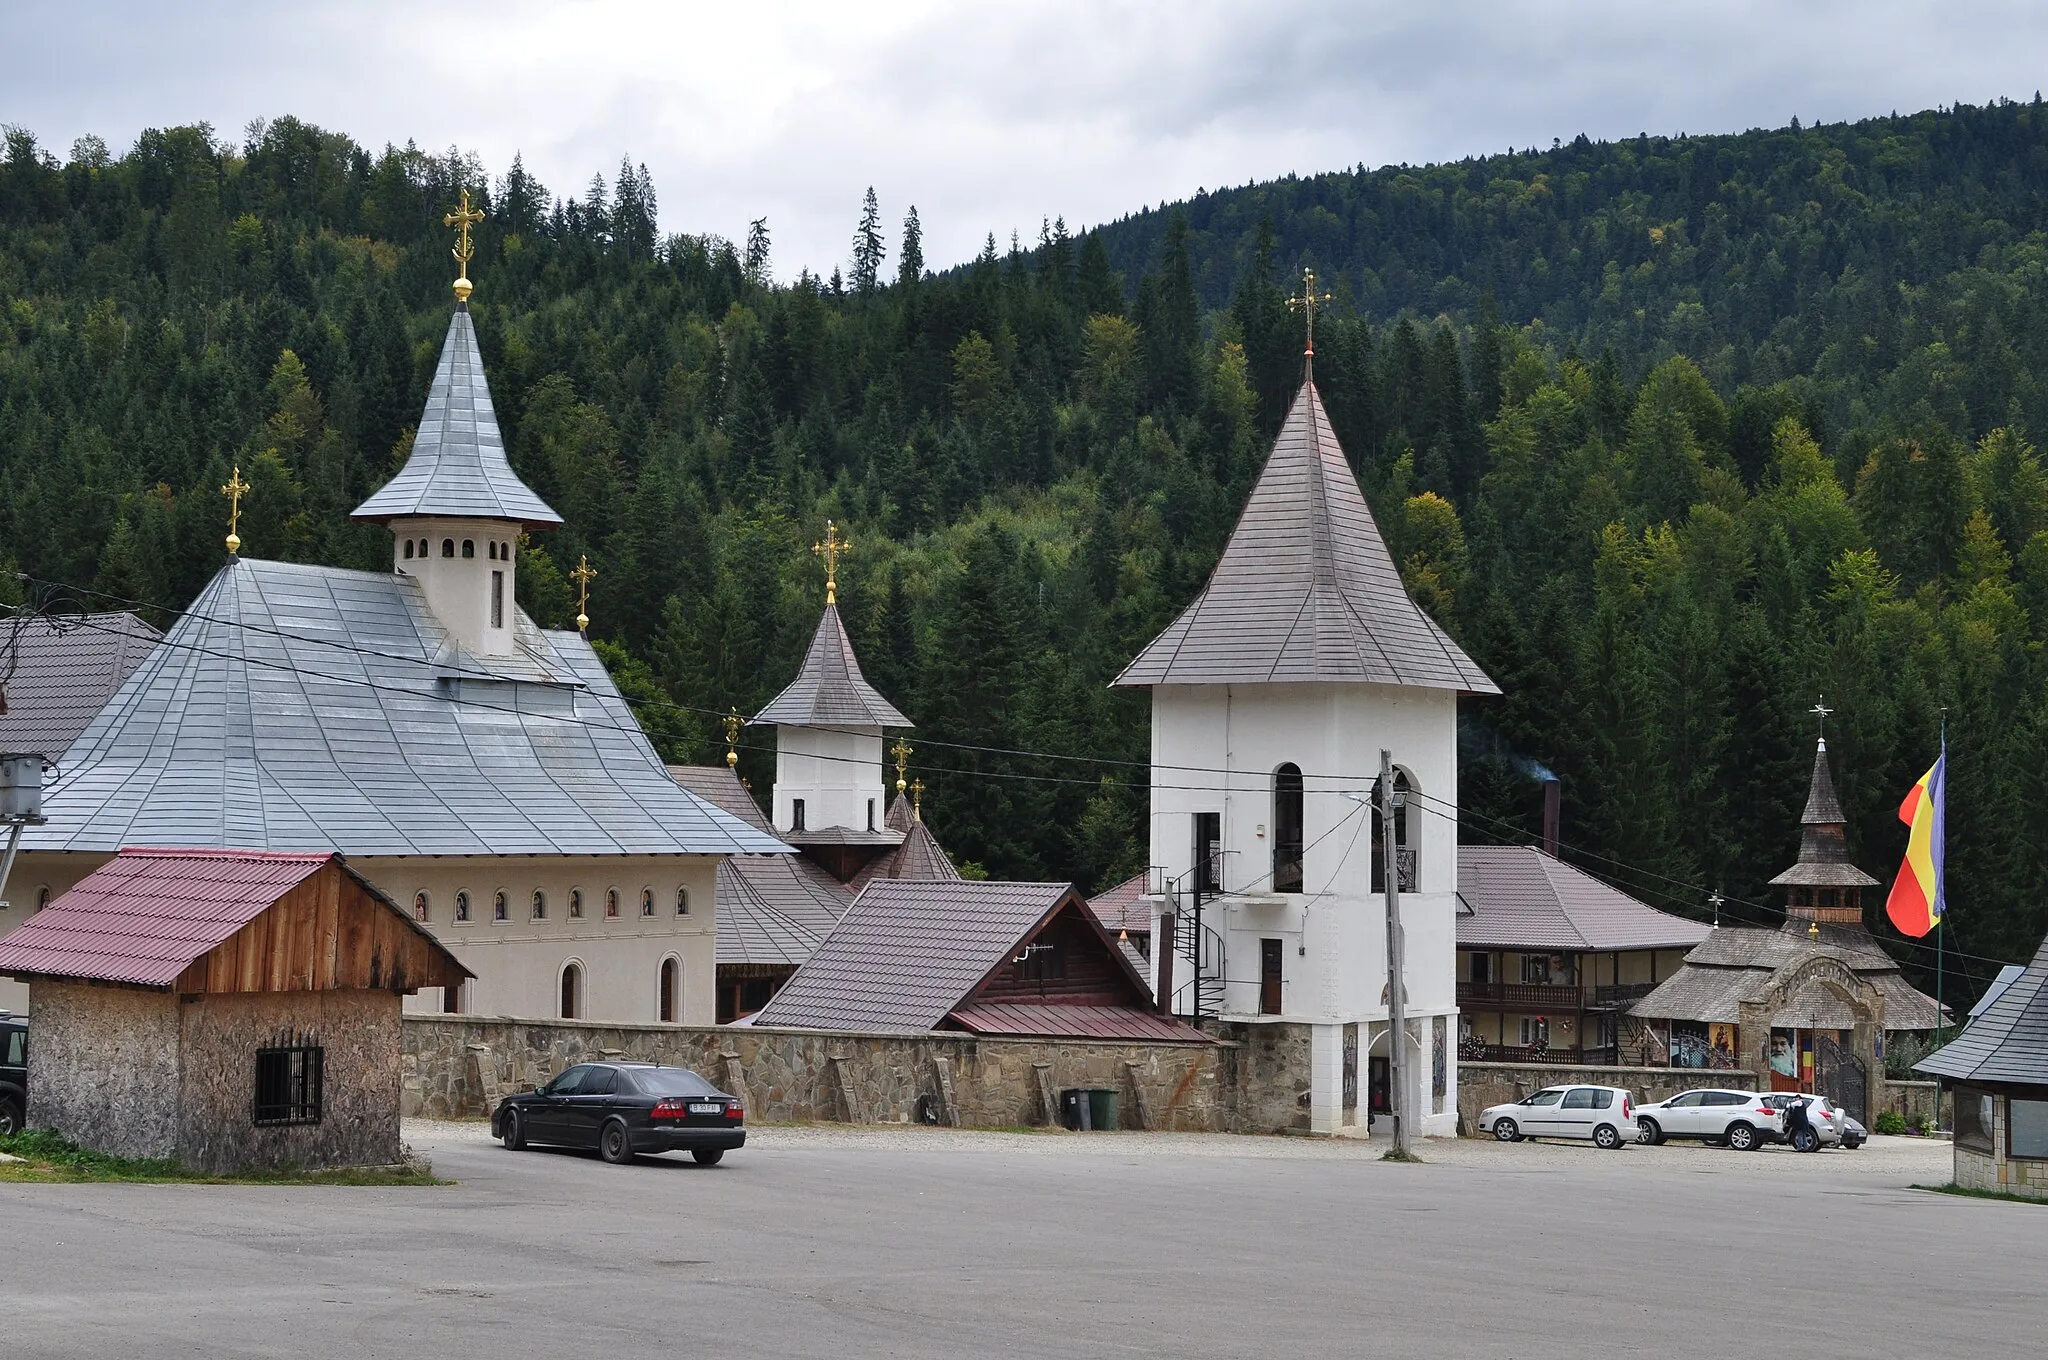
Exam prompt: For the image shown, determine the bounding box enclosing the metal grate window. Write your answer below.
[253,1032,324,1126]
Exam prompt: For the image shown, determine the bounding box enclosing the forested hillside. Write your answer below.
[5,102,2048,1003]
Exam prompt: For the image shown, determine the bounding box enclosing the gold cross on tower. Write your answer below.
[1810,695,1833,741]
[444,188,486,303]
[813,520,849,605]
[910,777,925,822]
[890,738,914,795]
[724,707,744,769]
[1285,267,1334,381]
[221,465,250,556]
[570,554,597,634]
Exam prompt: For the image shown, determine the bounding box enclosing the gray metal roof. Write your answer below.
[1456,845,1712,952]
[1970,965,2028,1021]
[1114,381,1498,692]
[751,604,910,728]
[752,880,1075,1032]
[350,308,563,527]
[1917,933,2048,1084]
[0,611,160,761]
[25,558,787,858]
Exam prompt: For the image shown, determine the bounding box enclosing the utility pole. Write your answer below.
[1380,749,1411,1158]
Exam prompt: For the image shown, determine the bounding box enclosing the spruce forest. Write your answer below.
[7,102,2048,1006]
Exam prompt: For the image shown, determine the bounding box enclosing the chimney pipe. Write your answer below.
[1541,778,1561,859]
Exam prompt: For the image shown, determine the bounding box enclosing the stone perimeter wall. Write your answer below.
[405,1015,1228,1131]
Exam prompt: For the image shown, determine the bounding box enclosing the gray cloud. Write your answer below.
[8,1,2047,278]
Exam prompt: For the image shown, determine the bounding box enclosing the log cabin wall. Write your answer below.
[971,905,1146,1007]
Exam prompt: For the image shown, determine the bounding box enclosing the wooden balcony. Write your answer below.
[1459,1044,1620,1066]
[1456,981,1586,1010]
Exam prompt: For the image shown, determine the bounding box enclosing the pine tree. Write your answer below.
[896,205,923,288]
[851,187,885,295]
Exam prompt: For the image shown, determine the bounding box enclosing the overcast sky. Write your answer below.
[10,1,2048,278]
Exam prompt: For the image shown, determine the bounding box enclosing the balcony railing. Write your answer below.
[1459,1043,1621,1066]
[1455,981,1661,1011]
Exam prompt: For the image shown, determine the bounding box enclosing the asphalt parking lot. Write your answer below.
[2,1122,2033,1359]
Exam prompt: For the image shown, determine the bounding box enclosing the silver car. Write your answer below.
[1479,1085,1636,1149]
[1634,1088,1783,1151]
[1761,1093,1846,1150]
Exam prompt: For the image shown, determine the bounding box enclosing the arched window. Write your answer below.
[792,798,807,831]
[35,886,51,911]
[454,890,471,922]
[441,539,455,558]
[658,957,679,1022]
[493,891,508,922]
[1273,764,1305,893]
[461,539,475,558]
[414,891,430,922]
[419,539,429,558]
[1370,769,1417,893]
[531,889,547,920]
[502,541,512,560]
[640,888,655,917]
[568,888,583,919]
[560,962,583,1020]
[605,889,620,919]
[675,887,689,916]
[487,540,498,560]
[403,539,414,560]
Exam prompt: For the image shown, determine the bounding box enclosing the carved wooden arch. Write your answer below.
[1753,952,1879,1025]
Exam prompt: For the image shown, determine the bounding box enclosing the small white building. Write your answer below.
[1114,374,1499,1136]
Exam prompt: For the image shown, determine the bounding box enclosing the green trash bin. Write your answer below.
[1086,1088,1118,1131]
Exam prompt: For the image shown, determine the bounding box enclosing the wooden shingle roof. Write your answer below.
[1115,381,1496,692]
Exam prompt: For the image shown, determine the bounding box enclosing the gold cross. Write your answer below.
[724,707,744,769]
[812,520,849,605]
[570,554,596,634]
[444,188,486,302]
[890,738,914,795]
[1285,267,1333,379]
[910,777,925,822]
[221,466,250,556]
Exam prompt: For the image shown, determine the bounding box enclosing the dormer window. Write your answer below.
[462,539,475,558]
[442,539,455,558]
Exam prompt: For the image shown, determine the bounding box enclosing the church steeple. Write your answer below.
[1768,734,1879,928]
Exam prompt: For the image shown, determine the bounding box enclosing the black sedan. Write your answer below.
[491,1061,745,1164]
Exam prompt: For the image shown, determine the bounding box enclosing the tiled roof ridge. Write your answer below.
[112,847,333,862]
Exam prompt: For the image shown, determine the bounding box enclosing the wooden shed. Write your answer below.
[0,849,469,1173]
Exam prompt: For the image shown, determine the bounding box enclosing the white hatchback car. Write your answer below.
[1634,1089,1783,1151]
[1479,1085,1636,1149]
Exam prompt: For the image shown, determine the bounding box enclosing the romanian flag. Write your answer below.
[1885,745,1946,938]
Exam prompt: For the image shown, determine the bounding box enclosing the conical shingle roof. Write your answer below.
[1114,382,1496,691]
[753,603,911,728]
[1799,738,1847,824]
[351,308,562,527]
[1768,738,1878,889]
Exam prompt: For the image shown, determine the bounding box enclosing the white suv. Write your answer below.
[1634,1089,1782,1151]
[1479,1085,1636,1149]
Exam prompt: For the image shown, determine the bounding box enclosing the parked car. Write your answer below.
[492,1062,745,1165]
[1479,1086,1636,1149]
[1760,1093,1846,1150]
[1838,1111,1868,1149]
[1633,1089,1782,1151]
[0,1011,25,1136]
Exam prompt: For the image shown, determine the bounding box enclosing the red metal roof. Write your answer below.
[946,1002,1210,1044]
[0,849,333,988]
[1085,872,1153,936]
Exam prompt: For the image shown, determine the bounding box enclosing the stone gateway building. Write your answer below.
[0,849,468,1174]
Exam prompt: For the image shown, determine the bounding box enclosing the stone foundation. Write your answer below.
[405,1015,1227,1131]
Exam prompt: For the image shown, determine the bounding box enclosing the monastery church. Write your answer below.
[0,284,789,1023]
[1116,317,1500,1136]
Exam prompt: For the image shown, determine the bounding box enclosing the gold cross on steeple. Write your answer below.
[444,188,485,303]
[890,738,914,795]
[910,777,925,822]
[1810,695,1832,741]
[724,707,744,769]
[221,465,250,556]
[570,554,596,634]
[1285,267,1333,381]
[813,520,849,605]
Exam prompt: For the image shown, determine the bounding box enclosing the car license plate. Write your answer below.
[688,1102,721,1115]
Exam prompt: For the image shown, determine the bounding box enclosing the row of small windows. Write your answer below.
[554,957,683,1022]
[400,537,516,561]
[413,886,690,923]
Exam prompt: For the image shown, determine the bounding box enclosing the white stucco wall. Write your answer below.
[388,516,521,658]
[771,724,887,834]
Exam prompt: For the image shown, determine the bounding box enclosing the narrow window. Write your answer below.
[792,798,807,831]
[659,958,679,1022]
[640,888,655,917]
[1273,764,1304,893]
[442,983,461,1014]
[253,1033,324,1126]
[675,887,690,916]
[491,570,504,628]
[605,889,620,919]
[1193,811,1221,895]
[531,889,547,920]
[419,539,429,558]
[502,541,512,560]
[560,963,583,1020]
[487,540,497,560]
[569,888,583,919]
[36,886,48,911]
[414,891,430,923]
[455,890,471,922]
[403,539,414,559]
[867,798,876,831]
[442,539,455,558]
[1369,770,1417,893]
[493,891,508,922]
[462,539,475,558]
